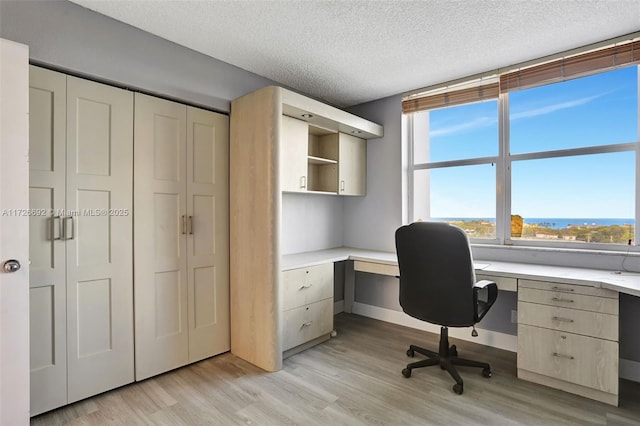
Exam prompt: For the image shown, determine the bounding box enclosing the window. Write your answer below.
[411,100,499,239]
[406,40,640,248]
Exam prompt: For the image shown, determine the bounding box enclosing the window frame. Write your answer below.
[406,65,640,251]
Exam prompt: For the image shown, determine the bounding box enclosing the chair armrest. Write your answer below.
[473,280,498,322]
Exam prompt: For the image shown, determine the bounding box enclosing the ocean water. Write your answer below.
[436,218,635,230]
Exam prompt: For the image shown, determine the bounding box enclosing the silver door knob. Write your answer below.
[2,259,21,273]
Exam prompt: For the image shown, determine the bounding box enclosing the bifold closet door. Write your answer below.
[29,66,68,416]
[186,107,230,362]
[134,94,189,380]
[65,76,134,403]
[29,67,134,414]
[134,94,230,380]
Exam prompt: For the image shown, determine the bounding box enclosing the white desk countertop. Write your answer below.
[281,247,640,298]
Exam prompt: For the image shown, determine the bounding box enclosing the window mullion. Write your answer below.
[498,93,510,244]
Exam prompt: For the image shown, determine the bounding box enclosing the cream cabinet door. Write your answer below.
[134,93,189,380]
[186,106,230,362]
[28,66,68,416]
[281,115,308,192]
[338,134,366,196]
[65,76,134,403]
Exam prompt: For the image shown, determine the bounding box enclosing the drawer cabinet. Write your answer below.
[281,263,334,354]
[282,263,333,311]
[283,299,333,351]
[517,280,619,406]
[518,324,618,394]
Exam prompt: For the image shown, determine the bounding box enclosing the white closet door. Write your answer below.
[134,93,188,380]
[186,107,230,362]
[28,66,68,416]
[65,76,134,402]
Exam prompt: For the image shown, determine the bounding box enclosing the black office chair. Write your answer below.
[395,222,498,395]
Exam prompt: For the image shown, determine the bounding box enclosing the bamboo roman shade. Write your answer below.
[500,40,640,92]
[403,39,640,114]
[402,82,498,114]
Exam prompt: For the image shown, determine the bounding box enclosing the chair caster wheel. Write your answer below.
[453,383,463,395]
[406,349,414,357]
[450,345,457,357]
[482,367,492,378]
[402,368,412,378]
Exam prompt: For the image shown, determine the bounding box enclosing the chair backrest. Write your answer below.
[395,222,476,327]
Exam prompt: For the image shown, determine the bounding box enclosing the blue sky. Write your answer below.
[426,66,638,219]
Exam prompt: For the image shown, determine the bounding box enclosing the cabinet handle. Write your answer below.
[62,216,74,240]
[553,352,575,360]
[182,215,187,235]
[299,283,313,290]
[340,180,345,192]
[300,176,306,189]
[551,297,574,303]
[188,216,194,235]
[302,321,313,327]
[552,316,574,323]
[49,216,62,241]
[552,286,574,292]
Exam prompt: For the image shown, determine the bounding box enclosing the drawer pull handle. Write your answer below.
[551,297,574,303]
[552,286,574,292]
[302,321,313,327]
[553,352,575,360]
[299,284,313,290]
[552,316,574,323]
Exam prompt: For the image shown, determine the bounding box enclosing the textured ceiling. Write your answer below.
[69,0,640,108]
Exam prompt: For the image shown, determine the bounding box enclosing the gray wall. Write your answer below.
[0,0,274,112]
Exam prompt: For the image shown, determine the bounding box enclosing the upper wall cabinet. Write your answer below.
[229,86,383,372]
[280,109,374,196]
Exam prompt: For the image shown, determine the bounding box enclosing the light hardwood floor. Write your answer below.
[32,313,640,425]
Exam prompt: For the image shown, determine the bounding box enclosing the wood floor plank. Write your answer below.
[31,313,640,425]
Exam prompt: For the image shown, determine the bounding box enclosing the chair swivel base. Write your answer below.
[401,326,491,395]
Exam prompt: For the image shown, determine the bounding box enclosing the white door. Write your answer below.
[65,76,134,402]
[186,107,230,362]
[134,93,189,380]
[28,66,68,416]
[0,38,30,425]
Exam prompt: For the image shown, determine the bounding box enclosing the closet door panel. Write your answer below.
[66,76,134,403]
[134,93,188,380]
[28,66,68,416]
[187,107,230,362]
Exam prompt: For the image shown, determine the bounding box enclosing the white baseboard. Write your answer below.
[620,358,640,382]
[334,300,344,315]
[351,302,518,352]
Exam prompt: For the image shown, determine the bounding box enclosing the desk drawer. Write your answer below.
[519,279,617,299]
[354,260,399,277]
[476,274,517,292]
[518,324,618,394]
[518,287,618,315]
[282,298,333,351]
[518,301,618,340]
[282,263,333,311]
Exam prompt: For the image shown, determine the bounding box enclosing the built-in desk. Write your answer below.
[282,247,640,406]
[282,246,640,301]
